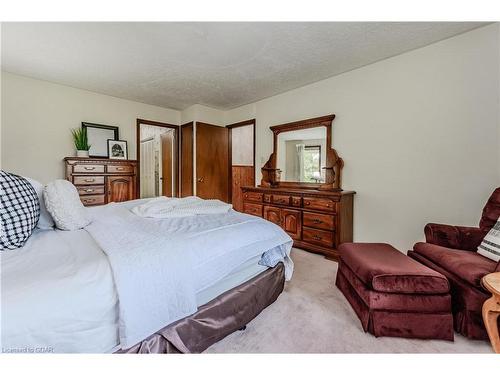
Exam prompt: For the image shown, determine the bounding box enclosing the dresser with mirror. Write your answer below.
[242,114,355,260]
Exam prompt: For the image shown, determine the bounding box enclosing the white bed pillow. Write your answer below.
[477,217,500,262]
[43,180,91,231]
[24,177,55,230]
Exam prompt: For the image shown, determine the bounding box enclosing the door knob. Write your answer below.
[197,177,204,183]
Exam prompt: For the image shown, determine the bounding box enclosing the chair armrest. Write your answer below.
[424,223,486,251]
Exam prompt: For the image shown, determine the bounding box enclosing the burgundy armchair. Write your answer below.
[425,187,500,252]
[408,187,500,340]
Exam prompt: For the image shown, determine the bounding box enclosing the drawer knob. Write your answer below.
[85,189,94,193]
[84,166,95,170]
[83,198,94,203]
[85,178,95,182]
[116,167,124,171]
[305,201,310,205]
[313,219,322,224]
[313,235,322,240]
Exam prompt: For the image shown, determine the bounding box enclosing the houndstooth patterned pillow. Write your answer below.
[0,171,40,250]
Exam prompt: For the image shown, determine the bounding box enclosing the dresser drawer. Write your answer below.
[291,196,302,207]
[303,197,336,212]
[271,194,291,206]
[243,203,263,217]
[80,194,105,206]
[302,227,334,247]
[107,164,134,174]
[243,191,263,203]
[73,176,105,185]
[77,185,105,196]
[73,163,105,174]
[303,212,335,231]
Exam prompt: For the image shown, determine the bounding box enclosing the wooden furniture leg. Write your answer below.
[482,273,500,353]
[482,296,500,353]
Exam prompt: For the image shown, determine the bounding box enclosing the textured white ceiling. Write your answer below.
[1,22,487,110]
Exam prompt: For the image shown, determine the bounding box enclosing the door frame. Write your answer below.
[226,119,256,202]
[136,118,180,198]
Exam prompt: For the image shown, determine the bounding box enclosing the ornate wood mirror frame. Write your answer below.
[260,114,343,191]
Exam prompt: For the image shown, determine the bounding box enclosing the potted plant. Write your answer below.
[71,127,91,157]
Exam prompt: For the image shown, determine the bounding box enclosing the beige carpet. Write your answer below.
[206,248,492,353]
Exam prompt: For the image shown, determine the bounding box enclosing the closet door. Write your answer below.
[160,132,174,197]
[196,122,229,202]
[180,122,194,197]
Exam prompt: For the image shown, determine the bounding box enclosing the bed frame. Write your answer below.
[116,263,285,353]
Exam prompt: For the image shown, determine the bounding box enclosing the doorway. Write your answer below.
[227,119,255,211]
[136,119,179,199]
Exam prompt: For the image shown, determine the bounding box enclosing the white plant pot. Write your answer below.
[76,150,89,158]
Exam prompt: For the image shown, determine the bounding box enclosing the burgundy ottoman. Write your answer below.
[335,243,454,341]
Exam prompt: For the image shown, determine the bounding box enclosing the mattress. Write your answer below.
[196,255,267,306]
[1,227,269,353]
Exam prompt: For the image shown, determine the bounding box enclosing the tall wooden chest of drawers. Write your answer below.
[64,157,138,206]
[242,186,355,260]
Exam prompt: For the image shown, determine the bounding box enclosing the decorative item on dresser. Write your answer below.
[64,157,138,206]
[242,114,355,260]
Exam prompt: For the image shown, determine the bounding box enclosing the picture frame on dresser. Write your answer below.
[82,122,119,158]
[107,139,128,160]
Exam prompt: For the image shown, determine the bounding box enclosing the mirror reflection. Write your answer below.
[276,127,327,183]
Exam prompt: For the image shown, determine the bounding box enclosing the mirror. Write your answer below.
[82,122,119,158]
[261,114,342,190]
[276,127,327,183]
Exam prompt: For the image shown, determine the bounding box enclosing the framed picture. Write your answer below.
[82,122,119,157]
[107,139,128,160]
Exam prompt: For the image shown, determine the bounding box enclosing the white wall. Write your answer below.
[224,24,500,250]
[1,72,181,182]
[181,104,225,125]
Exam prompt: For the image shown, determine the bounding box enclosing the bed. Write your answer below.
[1,198,293,353]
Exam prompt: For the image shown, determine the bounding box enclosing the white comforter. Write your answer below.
[86,201,293,349]
[1,199,293,352]
[1,228,119,353]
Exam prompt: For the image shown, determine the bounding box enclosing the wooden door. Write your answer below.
[232,167,241,211]
[107,176,135,203]
[281,208,302,240]
[264,206,282,226]
[196,122,229,202]
[180,123,193,197]
[232,166,254,212]
[160,132,173,197]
